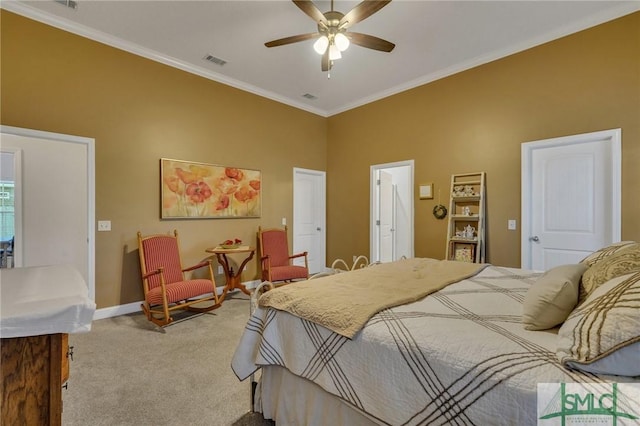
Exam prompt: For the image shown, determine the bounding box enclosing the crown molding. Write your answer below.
[3,1,638,118]
[0,1,329,117]
[327,2,640,116]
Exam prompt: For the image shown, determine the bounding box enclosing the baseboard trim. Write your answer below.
[94,301,141,320]
[243,279,261,290]
[93,279,263,321]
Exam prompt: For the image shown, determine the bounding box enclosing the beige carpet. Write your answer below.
[63,292,274,426]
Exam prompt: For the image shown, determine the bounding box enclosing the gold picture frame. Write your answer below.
[161,158,261,219]
[419,183,434,200]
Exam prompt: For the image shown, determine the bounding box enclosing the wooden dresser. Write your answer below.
[1,333,70,424]
[0,265,94,425]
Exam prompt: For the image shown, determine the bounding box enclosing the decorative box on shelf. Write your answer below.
[449,241,476,262]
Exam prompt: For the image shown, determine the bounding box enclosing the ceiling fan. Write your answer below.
[265,0,395,72]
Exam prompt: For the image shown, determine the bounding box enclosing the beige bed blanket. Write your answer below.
[258,258,487,338]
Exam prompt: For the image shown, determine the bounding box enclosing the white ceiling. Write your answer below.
[4,1,639,117]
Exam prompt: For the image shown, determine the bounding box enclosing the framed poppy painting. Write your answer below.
[160,158,261,219]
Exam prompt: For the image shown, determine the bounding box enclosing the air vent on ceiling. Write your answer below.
[54,0,78,10]
[302,93,317,100]
[203,54,227,67]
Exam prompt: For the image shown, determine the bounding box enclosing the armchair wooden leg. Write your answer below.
[150,315,172,327]
[141,303,173,327]
[141,303,148,320]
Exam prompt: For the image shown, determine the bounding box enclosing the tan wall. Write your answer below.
[0,11,327,309]
[327,12,640,267]
[2,11,639,309]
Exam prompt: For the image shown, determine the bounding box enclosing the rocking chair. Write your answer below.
[137,230,220,327]
[258,225,309,283]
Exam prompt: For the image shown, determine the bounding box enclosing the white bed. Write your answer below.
[232,256,640,425]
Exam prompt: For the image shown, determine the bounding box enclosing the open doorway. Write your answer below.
[370,160,414,263]
[1,125,95,300]
[0,150,20,268]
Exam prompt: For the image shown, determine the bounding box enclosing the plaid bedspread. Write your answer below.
[231,264,637,425]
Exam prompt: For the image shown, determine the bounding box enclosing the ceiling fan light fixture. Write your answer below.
[264,0,395,72]
[334,32,350,51]
[329,43,342,60]
[313,36,329,55]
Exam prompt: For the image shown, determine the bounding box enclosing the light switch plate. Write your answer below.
[98,220,111,231]
[508,219,517,230]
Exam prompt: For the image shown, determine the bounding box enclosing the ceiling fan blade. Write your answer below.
[321,49,331,72]
[347,32,395,52]
[265,33,319,48]
[293,0,327,25]
[339,0,391,28]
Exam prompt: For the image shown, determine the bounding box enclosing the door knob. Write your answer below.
[316,227,321,231]
[529,236,540,242]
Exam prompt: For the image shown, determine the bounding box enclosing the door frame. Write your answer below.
[293,167,326,272]
[0,125,96,301]
[521,128,621,269]
[378,170,395,263]
[370,160,414,263]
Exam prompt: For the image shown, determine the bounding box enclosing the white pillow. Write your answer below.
[563,342,640,376]
[522,264,586,331]
[557,272,640,377]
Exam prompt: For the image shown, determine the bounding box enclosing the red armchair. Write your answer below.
[258,225,309,283]
[137,230,220,327]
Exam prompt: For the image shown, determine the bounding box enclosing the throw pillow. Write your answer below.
[579,241,635,267]
[522,264,586,331]
[581,242,640,296]
[557,271,640,377]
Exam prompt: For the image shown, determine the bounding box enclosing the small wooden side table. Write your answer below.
[205,246,255,302]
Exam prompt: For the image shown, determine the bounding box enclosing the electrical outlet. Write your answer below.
[217,265,223,274]
[508,219,517,230]
[97,220,111,231]
[282,217,287,226]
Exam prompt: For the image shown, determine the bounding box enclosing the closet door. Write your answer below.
[293,168,326,274]
[521,129,621,270]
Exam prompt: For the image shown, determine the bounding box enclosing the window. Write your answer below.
[0,183,14,240]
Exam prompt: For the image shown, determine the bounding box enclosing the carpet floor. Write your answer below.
[62,292,274,426]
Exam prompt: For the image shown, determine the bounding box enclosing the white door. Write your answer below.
[0,126,95,300]
[521,129,621,271]
[293,168,326,274]
[379,171,394,262]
